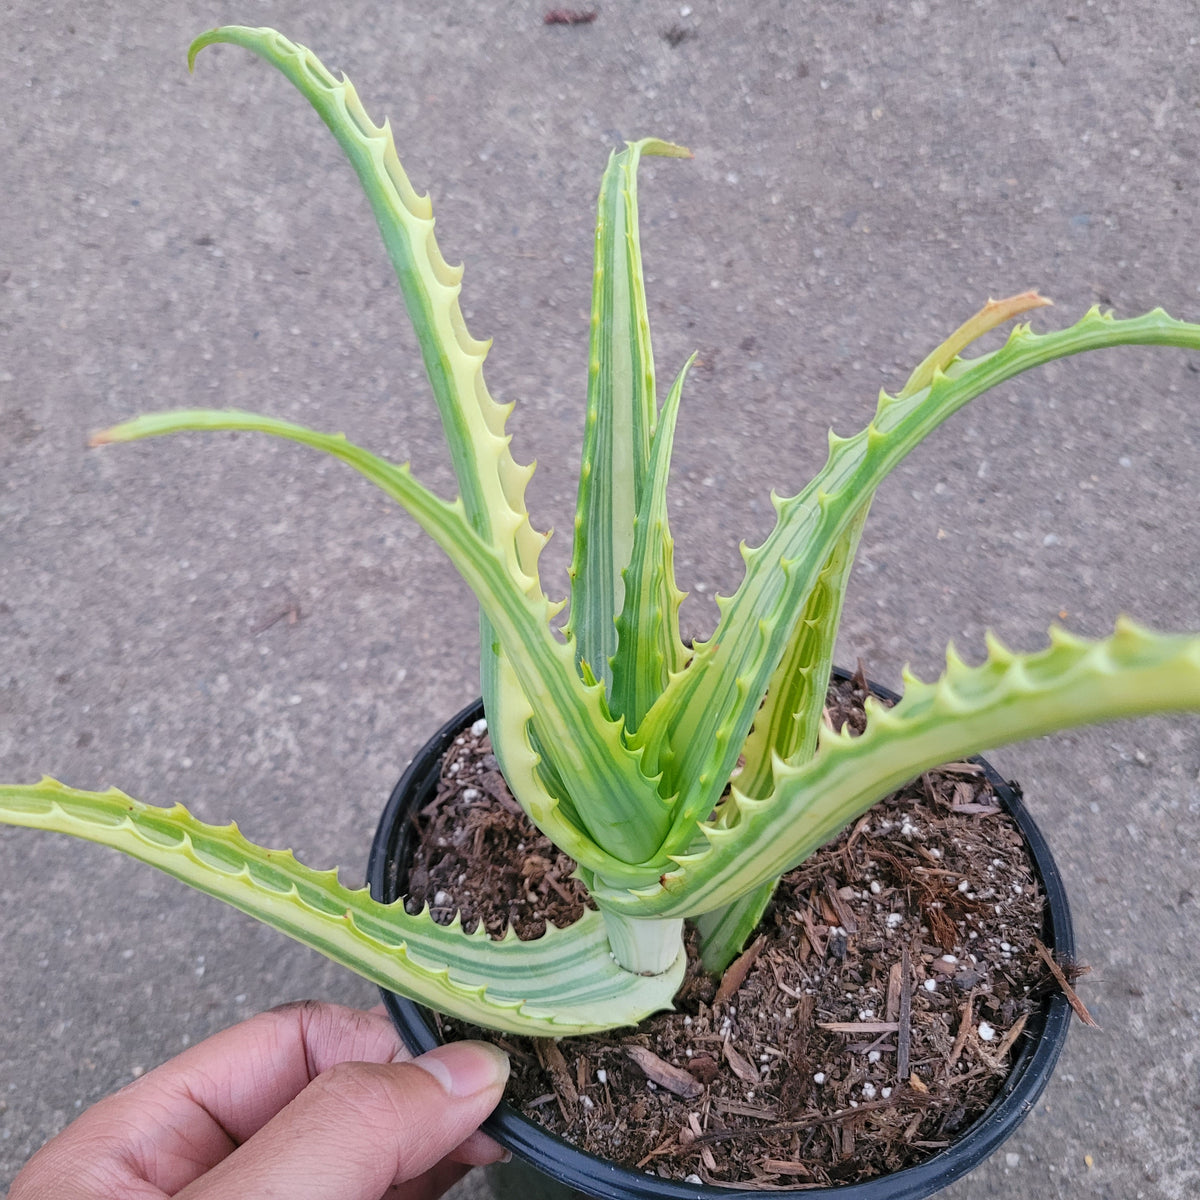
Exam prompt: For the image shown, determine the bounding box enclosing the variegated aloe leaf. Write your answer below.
[735,290,1053,803]
[566,138,691,705]
[182,30,676,867]
[638,306,1200,861]
[691,884,776,975]
[0,781,683,1035]
[735,500,870,799]
[735,293,1052,804]
[610,355,695,741]
[693,501,868,973]
[897,291,1052,400]
[482,653,668,889]
[91,410,669,867]
[588,620,1200,919]
[189,27,540,585]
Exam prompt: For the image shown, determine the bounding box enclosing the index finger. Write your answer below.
[138,1001,408,1142]
[19,1002,408,1197]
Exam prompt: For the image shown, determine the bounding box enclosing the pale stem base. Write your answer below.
[601,911,685,975]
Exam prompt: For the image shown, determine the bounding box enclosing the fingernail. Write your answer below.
[412,1040,510,1097]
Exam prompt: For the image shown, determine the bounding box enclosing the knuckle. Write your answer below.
[310,1059,407,1120]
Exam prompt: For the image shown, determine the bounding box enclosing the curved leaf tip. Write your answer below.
[188,27,232,72]
[187,25,285,74]
[634,138,693,160]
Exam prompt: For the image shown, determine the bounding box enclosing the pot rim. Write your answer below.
[367,676,1075,1200]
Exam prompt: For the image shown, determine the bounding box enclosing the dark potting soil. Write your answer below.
[402,675,1072,1188]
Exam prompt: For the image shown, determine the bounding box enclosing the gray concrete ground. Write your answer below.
[2,2,1198,1196]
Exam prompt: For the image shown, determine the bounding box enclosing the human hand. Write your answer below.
[9,1000,510,1200]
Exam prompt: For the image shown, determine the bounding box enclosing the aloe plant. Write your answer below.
[4,25,1200,1037]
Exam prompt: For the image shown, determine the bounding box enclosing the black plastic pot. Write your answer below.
[367,680,1075,1200]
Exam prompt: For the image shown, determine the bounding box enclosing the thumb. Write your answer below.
[175,1040,510,1200]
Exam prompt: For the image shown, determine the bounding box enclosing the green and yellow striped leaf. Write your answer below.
[91,409,669,867]
[0,780,683,1035]
[639,307,1200,862]
[566,138,691,701]
[590,620,1200,918]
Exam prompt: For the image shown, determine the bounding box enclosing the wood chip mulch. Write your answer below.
[401,676,1076,1188]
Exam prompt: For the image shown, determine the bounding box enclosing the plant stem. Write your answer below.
[601,911,685,975]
